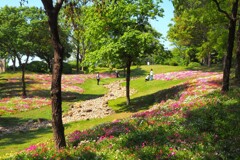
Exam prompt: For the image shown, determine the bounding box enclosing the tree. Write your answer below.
[168,0,228,66]
[169,0,240,90]
[63,0,91,73]
[85,0,163,105]
[212,0,239,92]
[0,6,42,97]
[33,16,72,73]
[41,0,66,149]
[117,29,160,105]
[235,20,240,84]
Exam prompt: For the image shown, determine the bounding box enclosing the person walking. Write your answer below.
[96,72,100,85]
[115,70,119,78]
[150,69,153,81]
[145,74,150,82]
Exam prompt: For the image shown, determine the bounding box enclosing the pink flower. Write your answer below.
[25,145,38,152]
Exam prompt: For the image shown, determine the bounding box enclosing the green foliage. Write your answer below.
[168,0,229,66]
[164,59,179,66]
[84,0,164,70]
[9,86,240,159]
[63,62,73,74]
[25,61,48,73]
[187,62,201,69]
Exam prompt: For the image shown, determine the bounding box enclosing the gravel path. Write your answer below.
[62,79,135,123]
[0,80,134,136]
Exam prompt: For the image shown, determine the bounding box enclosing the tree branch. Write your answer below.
[212,0,232,20]
[55,0,65,13]
[41,0,64,15]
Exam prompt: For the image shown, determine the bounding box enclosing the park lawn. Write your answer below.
[0,65,188,158]
[0,112,133,158]
[109,78,187,112]
[0,73,131,156]
[7,84,240,159]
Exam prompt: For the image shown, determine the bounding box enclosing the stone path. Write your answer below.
[62,80,135,123]
[0,80,134,136]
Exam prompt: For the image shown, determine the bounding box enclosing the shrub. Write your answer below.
[6,65,21,71]
[187,62,201,69]
[63,62,72,74]
[26,61,48,73]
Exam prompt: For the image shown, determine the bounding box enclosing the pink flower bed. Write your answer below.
[134,73,222,118]
[0,73,115,115]
[0,97,51,115]
[154,71,221,81]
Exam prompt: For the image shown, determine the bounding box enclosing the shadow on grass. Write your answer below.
[130,67,148,77]
[114,84,188,113]
[119,89,240,159]
[70,93,104,102]
[0,117,30,128]
[188,64,223,72]
[182,99,240,159]
[0,79,104,103]
[0,78,35,98]
[0,127,52,148]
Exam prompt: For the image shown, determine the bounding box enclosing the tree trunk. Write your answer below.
[16,53,29,98]
[41,0,66,150]
[208,53,211,67]
[76,42,80,73]
[21,64,27,98]
[12,56,16,72]
[235,20,240,85]
[126,58,131,105]
[80,39,86,72]
[46,58,52,73]
[221,0,238,92]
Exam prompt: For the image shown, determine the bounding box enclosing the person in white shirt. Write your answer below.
[96,72,100,85]
[150,69,153,80]
[145,74,150,82]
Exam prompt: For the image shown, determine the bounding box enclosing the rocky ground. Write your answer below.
[0,80,135,136]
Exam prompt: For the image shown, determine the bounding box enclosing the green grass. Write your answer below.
[0,65,189,157]
[8,87,240,160]
[0,112,132,157]
[130,65,187,76]
[109,79,186,112]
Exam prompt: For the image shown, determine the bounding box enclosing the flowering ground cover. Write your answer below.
[0,97,51,115]
[10,71,240,159]
[154,70,220,81]
[0,73,115,116]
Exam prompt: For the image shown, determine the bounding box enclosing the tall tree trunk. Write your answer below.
[81,40,86,72]
[41,0,66,150]
[76,42,80,73]
[208,53,211,67]
[11,56,16,72]
[235,19,240,84]
[21,64,27,98]
[221,1,238,92]
[16,54,29,98]
[213,0,239,92]
[46,58,52,73]
[126,58,131,106]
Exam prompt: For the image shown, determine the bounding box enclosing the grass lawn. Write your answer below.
[5,74,240,159]
[109,79,186,112]
[0,65,189,157]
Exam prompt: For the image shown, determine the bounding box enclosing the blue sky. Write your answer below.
[0,0,174,49]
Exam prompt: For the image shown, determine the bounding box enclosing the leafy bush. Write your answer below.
[63,62,72,74]
[26,61,48,73]
[164,59,179,66]
[187,62,201,69]
[6,65,21,71]
[67,121,135,147]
